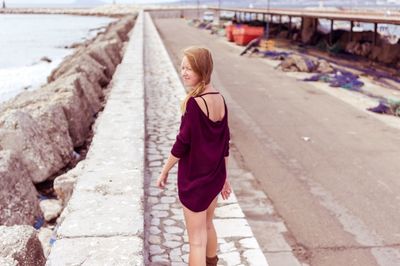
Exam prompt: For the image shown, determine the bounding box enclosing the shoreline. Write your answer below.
[0,15,116,104]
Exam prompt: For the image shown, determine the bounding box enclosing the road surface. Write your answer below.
[153,17,400,266]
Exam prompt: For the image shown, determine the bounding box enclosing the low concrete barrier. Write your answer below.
[45,11,145,265]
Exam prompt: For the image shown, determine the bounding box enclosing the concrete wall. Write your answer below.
[46,11,145,265]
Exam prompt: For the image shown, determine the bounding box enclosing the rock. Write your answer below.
[37,227,53,258]
[48,51,110,87]
[0,108,73,184]
[53,161,85,205]
[111,16,135,42]
[39,199,63,222]
[0,225,45,266]
[0,150,41,226]
[42,74,97,147]
[86,42,117,78]
[40,56,52,63]
[93,39,123,67]
[98,30,122,44]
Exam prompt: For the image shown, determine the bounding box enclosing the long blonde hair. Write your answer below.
[180,46,214,113]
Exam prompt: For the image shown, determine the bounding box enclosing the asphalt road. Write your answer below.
[153,17,400,266]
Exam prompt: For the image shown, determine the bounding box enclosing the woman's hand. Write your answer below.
[221,179,232,200]
[157,171,169,189]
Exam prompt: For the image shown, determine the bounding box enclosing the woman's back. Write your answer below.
[194,92,225,123]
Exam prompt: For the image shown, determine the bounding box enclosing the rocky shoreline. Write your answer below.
[0,11,136,264]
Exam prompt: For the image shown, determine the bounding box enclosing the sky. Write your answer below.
[5,0,177,3]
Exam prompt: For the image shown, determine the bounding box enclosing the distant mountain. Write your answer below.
[71,0,106,7]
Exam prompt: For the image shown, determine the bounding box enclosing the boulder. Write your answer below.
[98,30,123,45]
[1,92,74,164]
[53,161,85,206]
[0,109,72,184]
[37,227,53,258]
[86,42,117,78]
[42,74,98,147]
[110,16,135,42]
[0,225,45,266]
[39,199,63,222]
[48,52,109,87]
[93,39,123,67]
[0,150,41,226]
[40,56,52,63]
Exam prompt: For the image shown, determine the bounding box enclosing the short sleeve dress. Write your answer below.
[171,95,230,212]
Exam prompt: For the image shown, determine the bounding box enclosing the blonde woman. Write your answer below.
[157,46,231,266]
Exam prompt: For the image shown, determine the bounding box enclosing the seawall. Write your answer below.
[45,10,145,265]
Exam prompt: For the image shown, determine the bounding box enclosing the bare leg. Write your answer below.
[206,196,218,258]
[182,204,207,266]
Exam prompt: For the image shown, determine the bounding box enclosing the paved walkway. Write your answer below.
[143,13,270,266]
[152,17,400,266]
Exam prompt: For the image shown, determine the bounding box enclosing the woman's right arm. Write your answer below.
[221,156,232,200]
[157,153,179,188]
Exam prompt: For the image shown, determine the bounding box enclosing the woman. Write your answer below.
[157,46,231,266]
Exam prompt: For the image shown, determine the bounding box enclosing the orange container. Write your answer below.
[232,25,264,46]
[225,24,234,42]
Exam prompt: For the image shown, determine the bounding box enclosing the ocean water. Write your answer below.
[0,14,116,103]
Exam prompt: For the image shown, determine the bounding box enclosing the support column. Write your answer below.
[288,16,292,38]
[350,21,354,42]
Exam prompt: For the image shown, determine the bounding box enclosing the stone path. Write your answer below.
[142,12,269,266]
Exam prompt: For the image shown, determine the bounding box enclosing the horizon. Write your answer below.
[2,0,400,9]
[1,0,179,8]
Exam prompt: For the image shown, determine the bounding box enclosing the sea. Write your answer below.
[0,14,116,104]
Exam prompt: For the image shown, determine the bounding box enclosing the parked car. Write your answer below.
[202,11,214,22]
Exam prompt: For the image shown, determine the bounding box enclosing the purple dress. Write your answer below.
[171,93,230,212]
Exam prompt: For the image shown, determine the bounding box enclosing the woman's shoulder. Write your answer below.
[187,96,198,108]
[184,97,198,115]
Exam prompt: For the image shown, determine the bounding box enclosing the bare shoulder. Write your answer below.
[194,97,206,112]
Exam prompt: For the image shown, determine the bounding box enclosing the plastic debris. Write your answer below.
[304,69,364,91]
[367,99,400,116]
[262,51,290,60]
[33,216,45,230]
